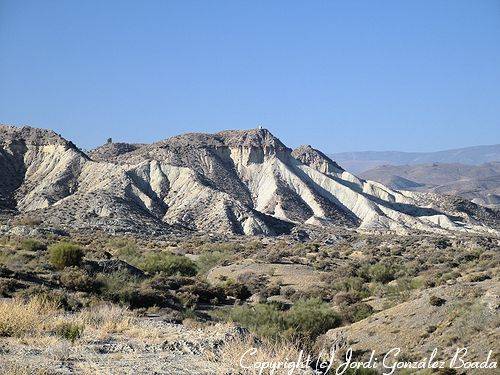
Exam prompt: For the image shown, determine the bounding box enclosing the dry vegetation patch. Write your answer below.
[0,297,134,343]
[0,296,60,337]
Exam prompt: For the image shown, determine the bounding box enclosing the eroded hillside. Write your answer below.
[1,125,498,237]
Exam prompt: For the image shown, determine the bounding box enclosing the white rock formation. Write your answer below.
[1,125,498,235]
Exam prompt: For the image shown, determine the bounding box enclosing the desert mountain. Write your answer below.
[360,162,500,209]
[331,144,500,173]
[0,125,498,236]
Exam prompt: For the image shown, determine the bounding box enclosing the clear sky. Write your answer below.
[0,1,499,152]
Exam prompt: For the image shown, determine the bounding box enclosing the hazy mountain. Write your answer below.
[360,162,500,208]
[0,125,498,236]
[330,144,500,173]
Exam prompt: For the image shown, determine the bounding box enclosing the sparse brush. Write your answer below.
[59,267,98,292]
[0,278,19,297]
[20,239,47,252]
[16,285,79,311]
[108,238,141,263]
[339,301,374,323]
[95,270,166,308]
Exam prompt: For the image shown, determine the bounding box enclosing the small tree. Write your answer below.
[107,137,113,144]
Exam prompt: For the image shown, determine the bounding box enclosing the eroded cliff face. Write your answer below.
[1,125,498,236]
[0,126,87,211]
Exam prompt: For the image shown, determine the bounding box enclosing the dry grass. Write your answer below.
[78,303,135,338]
[17,334,64,349]
[0,296,59,337]
[0,297,135,343]
[208,336,309,374]
[0,298,140,374]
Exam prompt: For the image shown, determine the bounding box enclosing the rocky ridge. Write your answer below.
[0,125,498,236]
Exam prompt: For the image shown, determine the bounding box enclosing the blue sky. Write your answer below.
[0,1,499,152]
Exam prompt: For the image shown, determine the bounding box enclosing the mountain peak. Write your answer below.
[0,125,88,160]
[292,144,344,173]
[0,124,70,147]
[216,128,289,151]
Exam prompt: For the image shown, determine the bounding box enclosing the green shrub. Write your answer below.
[20,239,46,252]
[429,295,446,306]
[339,302,374,323]
[97,270,139,303]
[230,303,286,341]
[196,250,230,274]
[229,298,340,345]
[381,276,422,302]
[110,242,198,277]
[368,263,395,284]
[54,322,84,343]
[332,277,371,297]
[221,279,252,301]
[198,242,243,254]
[140,252,198,276]
[49,242,84,270]
[97,271,168,308]
[109,238,141,263]
[438,271,460,285]
[286,298,341,343]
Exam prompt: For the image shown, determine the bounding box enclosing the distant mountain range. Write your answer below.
[330,144,500,173]
[360,162,500,209]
